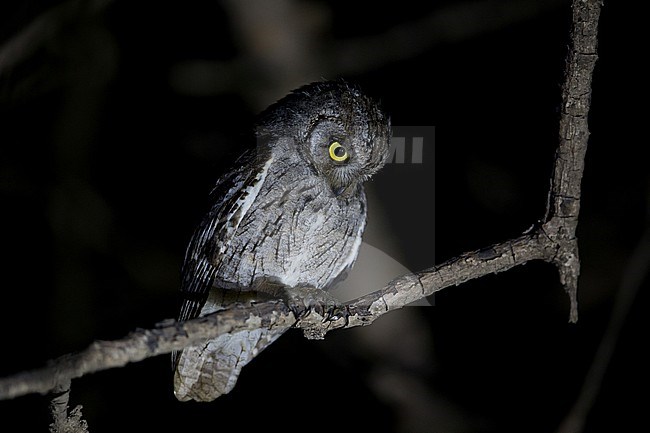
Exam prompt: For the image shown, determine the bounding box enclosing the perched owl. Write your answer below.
[173,81,391,401]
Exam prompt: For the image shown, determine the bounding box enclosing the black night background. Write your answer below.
[0,1,645,432]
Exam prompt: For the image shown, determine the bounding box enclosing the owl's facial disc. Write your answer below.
[255,81,390,197]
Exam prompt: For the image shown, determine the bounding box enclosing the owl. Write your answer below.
[173,80,391,401]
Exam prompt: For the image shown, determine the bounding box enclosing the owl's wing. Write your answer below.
[172,145,272,374]
[178,148,265,323]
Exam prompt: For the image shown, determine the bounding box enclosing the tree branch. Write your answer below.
[0,228,568,401]
[545,0,603,323]
[0,0,601,413]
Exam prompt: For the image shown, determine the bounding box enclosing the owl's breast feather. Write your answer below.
[217,163,367,291]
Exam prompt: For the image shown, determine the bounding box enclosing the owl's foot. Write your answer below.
[282,286,349,339]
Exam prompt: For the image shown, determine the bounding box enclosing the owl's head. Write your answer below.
[256,81,391,197]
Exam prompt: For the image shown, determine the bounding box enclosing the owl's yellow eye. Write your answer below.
[328,141,349,162]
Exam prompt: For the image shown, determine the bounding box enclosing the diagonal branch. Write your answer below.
[0,228,570,401]
[0,0,600,407]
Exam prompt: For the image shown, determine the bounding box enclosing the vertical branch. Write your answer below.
[49,381,89,433]
[545,0,602,322]
[49,381,72,432]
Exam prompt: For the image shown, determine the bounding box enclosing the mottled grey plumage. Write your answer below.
[173,81,390,401]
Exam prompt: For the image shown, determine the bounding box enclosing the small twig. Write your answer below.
[49,381,71,431]
[48,380,88,433]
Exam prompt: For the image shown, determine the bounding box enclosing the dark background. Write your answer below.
[0,1,646,432]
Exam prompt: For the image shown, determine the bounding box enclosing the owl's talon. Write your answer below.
[288,303,307,320]
[323,304,350,325]
[282,286,345,323]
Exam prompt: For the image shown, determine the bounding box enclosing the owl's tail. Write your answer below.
[173,285,288,402]
[174,326,287,401]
